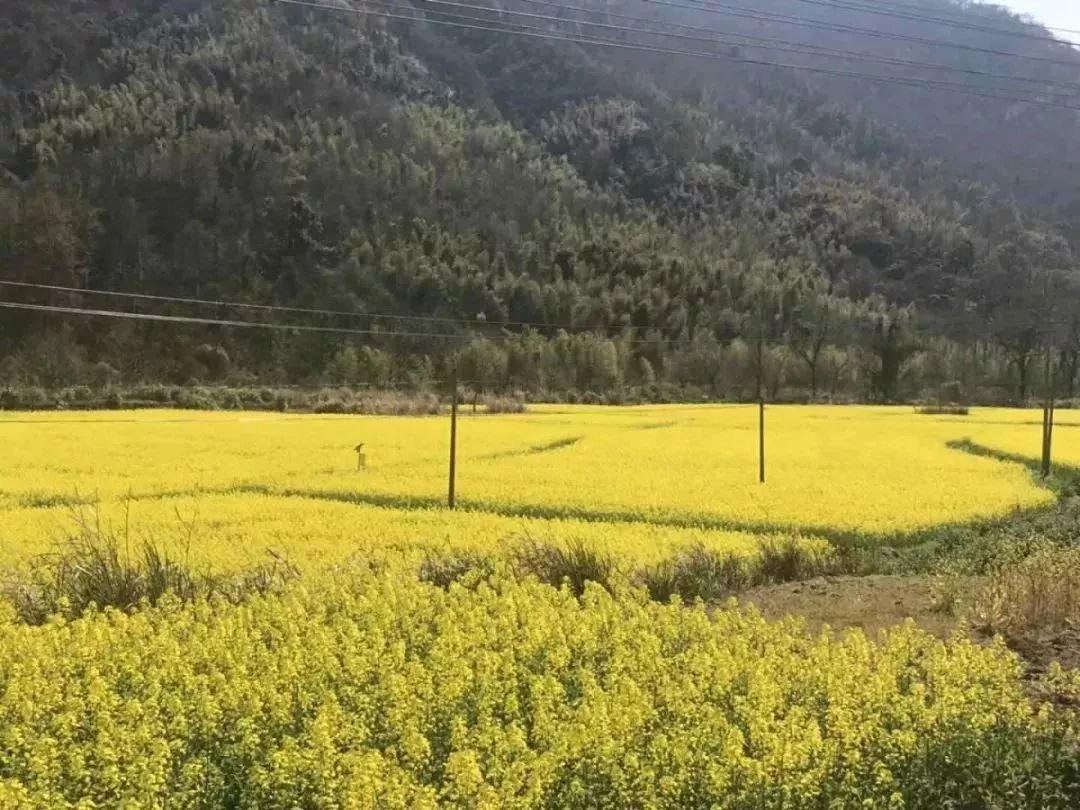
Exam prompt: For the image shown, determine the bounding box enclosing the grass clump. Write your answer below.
[418,549,497,589]
[4,510,299,624]
[639,537,843,604]
[915,404,970,415]
[757,537,833,583]
[637,545,749,603]
[971,549,1080,638]
[512,539,617,596]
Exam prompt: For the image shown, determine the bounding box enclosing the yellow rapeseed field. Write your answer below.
[0,405,1053,569]
[0,493,787,573]
[1,571,1077,807]
[2,405,1079,807]
[941,407,1080,469]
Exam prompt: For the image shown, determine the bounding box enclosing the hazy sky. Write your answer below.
[1003,1,1080,42]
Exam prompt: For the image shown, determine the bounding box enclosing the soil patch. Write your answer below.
[738,575,969,639]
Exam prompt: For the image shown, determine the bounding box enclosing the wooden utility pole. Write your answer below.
[757,322,766,484]
[1041,343,1056,478]
[448,365,459,508]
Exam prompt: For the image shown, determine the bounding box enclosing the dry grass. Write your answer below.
[970,549,1080,638]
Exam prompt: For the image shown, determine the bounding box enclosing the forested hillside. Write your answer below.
[1,0,1079,402]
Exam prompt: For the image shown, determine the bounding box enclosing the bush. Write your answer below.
[171,388,216,410]
[130,384,174,403]
[482,394,527,414]
[62,385,94,404]
[313,398,351,414]
[18,386,50,408]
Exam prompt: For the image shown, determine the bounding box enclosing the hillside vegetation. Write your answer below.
[1,0,1079,402]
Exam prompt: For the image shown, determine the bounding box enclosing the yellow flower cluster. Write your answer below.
[0,573,1075,808]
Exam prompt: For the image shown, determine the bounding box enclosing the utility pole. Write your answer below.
[448,364,459,508]
[1041,342,1056,479]
[757,319,766,484]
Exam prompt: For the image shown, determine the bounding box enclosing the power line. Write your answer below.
[8,287,1074,342]
[293,0,1080,75]
[0,279,579,333]
[10,291,1078,377]
[520,0,1080,92]
[828,0,1080,39]
[429,0,1080,96]
[0,300,471,340]
[782,0,1080,48]
[864,0,1080,37]
[660,0,1080,69]
[0,297,754,348]
[277,0,1080,110]
[0,297,885,354]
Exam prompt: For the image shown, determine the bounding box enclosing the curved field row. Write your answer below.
[0,492,813,574]
[0,406,1052,542]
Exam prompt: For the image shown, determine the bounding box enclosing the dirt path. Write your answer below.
[741,574,1080,677]
[738,575,969,639]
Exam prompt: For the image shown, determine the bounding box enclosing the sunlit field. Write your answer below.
[3,404,1079,807]
[0,405,1058,570]
[0,493,786,574]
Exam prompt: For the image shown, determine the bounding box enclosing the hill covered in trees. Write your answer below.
[1,0,1079,402]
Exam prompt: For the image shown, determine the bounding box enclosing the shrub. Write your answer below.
[130,384,174,403]
[217,389,244,410]
[482,395,527,414]
[18,386,50,408]
[62,385,94,404]
[172,388,215,410]
[313,398,350,414]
